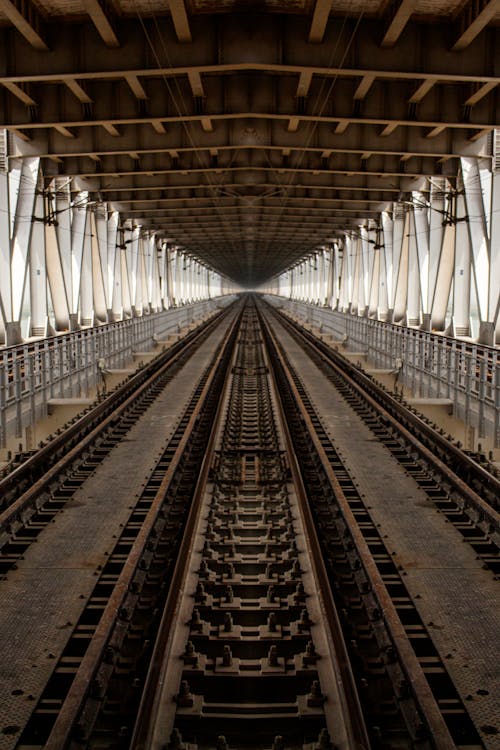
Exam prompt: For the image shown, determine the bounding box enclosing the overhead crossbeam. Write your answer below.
[0,63,498,90]
[308,0,331,43]
[65,79,93,104]
[408,78,437,104]
[353,75,376,101]
[452,0,500,50]
[81,0,119,48]
[0,0,48,50]
[381,0,417,48]
[125,75,148,100]
[169,0,192,43]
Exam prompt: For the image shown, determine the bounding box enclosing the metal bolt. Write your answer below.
[195,582,206,600]
[199,560,209,577]
[300,609,311,626]
[307,679,325,707]
[177,680,193,707]
[268,645,279,666]
[305,640,316,659]
[267,612,277,632]
[191,608,202,627]
[222,645,233,666]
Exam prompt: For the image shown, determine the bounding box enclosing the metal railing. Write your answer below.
[266,296,500,448]
[0,298,235,449]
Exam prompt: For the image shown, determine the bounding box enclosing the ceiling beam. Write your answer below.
[452,0,500,50]
[9,111,492,135]
[65,164,436,180]
[65,79,93,104]
[120,201,381,211]
[82,0,119,48]
[308,0,331,44]
[296,71,313,98]
[1,81,36,105]
[353,74,376,101]
[33,143,459,161]
[97,182,402,195]
[169,0,192,43]
[464,81,498,106]
[381,0,418,48]
[408,78,437,104]
[125,75,147,100]
[0,0,48,50]
[151,119,167,134]
[1,63,498,88]
[187,71,205,98]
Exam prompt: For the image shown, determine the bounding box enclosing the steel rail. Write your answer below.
[43,302,243,750]
[129,306,242,750]
[258,303,457,750]
[261,309,371,750]
[272,306,500,529]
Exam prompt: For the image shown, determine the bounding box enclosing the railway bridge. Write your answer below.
[0,2,499,749]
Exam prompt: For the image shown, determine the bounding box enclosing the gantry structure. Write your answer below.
[0,0,499,345]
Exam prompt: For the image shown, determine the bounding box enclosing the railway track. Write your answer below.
[12,306,241,750]
[266,303,500,574]
[0,304,235,573]
[257,303,486,750]
[130,302,368,750]
[1,294,496,750]
[0,305,231,514]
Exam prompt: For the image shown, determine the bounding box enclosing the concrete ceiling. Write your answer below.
[1,0,499,284]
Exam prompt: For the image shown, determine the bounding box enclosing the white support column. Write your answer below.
[333,243,342,310]
[135,235,149,315]
[413,192,430,326]
[151,240,162,311]
[339,236,351,312]
[9,157,39,342]
[452,191,471,336]
[80,214,94,326]
[393,211,410,324]
[426,181,449,331]
[95,207,110,316]
[407,209,421,326]
[390,206,407,323]
[54,179,74,326]
[491,170,500,342]
[70,192,88,326]
[111,236,123,322]
[0,170,12,344]
[351,234,365,315]
[107,212,118,319]
[45,219,70,331]
[368,242,380,318]
[461,157,494,344]
[361,226,374,317]
[120,242,132,319]
[431,199,455,333]
[30,185,47,336]
[90,210,108,323]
